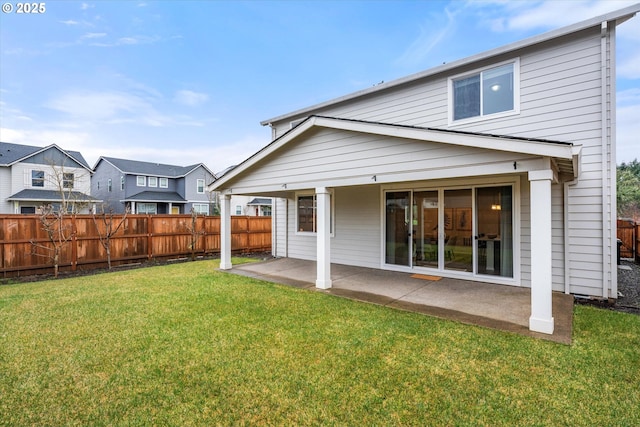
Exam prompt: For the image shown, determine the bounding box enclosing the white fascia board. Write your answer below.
[260,5,639,126]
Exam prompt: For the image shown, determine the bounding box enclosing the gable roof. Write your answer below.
[95,156,216,180]
[260,4,640,126]
[211,115,581,191]
[0,142,91,170]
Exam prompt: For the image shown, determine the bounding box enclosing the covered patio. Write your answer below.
[224,258,574,344]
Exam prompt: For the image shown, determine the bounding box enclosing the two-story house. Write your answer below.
[212,5,639,335]
[92,157,216,214]
[0,142,96,214]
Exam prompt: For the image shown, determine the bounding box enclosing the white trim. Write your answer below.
[196,178,205,194]
[448,58,520,126]
[159,177,168,188]
[148,176,158,188]
[136,176,146,187]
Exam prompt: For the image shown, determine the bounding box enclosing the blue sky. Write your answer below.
[1,0,638,173]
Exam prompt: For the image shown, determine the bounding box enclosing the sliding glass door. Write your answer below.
[384,185,514,279]
[476,186,513,277]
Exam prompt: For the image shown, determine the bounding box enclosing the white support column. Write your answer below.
[220,193,232,270]
[315,187,332,289]
[528,170,555,334]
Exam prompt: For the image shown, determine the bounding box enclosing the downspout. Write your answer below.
[600,21,616,300]
[564,178,578,294]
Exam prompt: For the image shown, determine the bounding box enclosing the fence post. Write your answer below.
[71,215,77,271]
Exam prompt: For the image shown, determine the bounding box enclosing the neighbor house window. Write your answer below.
[108,179,112,192]
[296,192,333,234]
[235,205,242,215]
[450,60,518,122]
[137,176,146,186]
[148,177,157,187]
[192,203,209,215]
[120,176,125,190]
[63,173,74,189]
[159,177,168,188]
[197,179,205,194]
[31,170,45,187]
[136,203,157,214]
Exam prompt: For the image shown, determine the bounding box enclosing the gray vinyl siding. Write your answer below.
[265,26,612,298]
[229,128,538,195]
[92,162,126,213]
[0,167,11,213]
[285,186,381,268]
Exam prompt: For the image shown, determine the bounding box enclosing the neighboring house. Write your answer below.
[92,157,216,214]
[231,195,272,216]
[212,5,640,336]
[0,142,96,214]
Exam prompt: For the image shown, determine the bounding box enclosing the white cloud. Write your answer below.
[395,5,463,67]
[616,88,640,163]
[174,90,209,107]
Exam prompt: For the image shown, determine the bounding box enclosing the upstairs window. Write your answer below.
[108,179,112,192]
[63,173,74,189]
[137,176,146,186]
[450,60,518,123]
[148,177,157,187]
[159,177,168,188]
[120,176,125,190]
[31,170,45,187]
[197,179,205,194]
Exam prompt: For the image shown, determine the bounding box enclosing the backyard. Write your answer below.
[1,258,639,426]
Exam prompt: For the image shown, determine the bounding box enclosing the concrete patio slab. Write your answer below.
[224,258,573,344]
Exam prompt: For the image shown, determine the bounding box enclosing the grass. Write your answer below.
[1,258,639,426]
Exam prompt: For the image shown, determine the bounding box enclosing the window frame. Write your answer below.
[148,176,158,188]
[136,176,146,187]
[192,203,209,215]
[136,203,157,214]
[295,191,334,236]
[63,173,74,189]
[196,179,205,194]
[31,170,45,187]
[448,58,520,126]
[159,177,168,188]
[120,176,125,191]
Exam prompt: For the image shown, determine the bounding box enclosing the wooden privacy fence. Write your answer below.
[0,214,271,278]
[617,218,638,262]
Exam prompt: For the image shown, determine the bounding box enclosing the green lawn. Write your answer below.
[1,259,639,426]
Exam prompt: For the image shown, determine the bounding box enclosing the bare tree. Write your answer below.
[187,208,206,261]
[30,161,91,277]
[93,206,130,269]
[31,204,74,278]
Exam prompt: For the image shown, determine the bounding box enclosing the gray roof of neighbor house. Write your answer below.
[96,156,216,180]
[124,191,187,203]
[260,4,640,126]
[248,198,272,206]
[7,189,98,202]
[0,142,91,169]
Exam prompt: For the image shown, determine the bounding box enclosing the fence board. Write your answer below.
[1,214,271,278]
[617,219,636,259]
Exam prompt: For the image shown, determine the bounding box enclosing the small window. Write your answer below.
[108,178,112,192]
[159,177,168,188]
[192,203,209,215]
[63,173,74,189]
[296,192,333,234]
[136,203,157,214]
[450,60,518,123]
[235,205,242,215]
[120,176,125,190]
[97,181,100,190]
[31,170,45,187]
[148,177,157,187]
[137,176,146,186]
[197,179,205,194]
